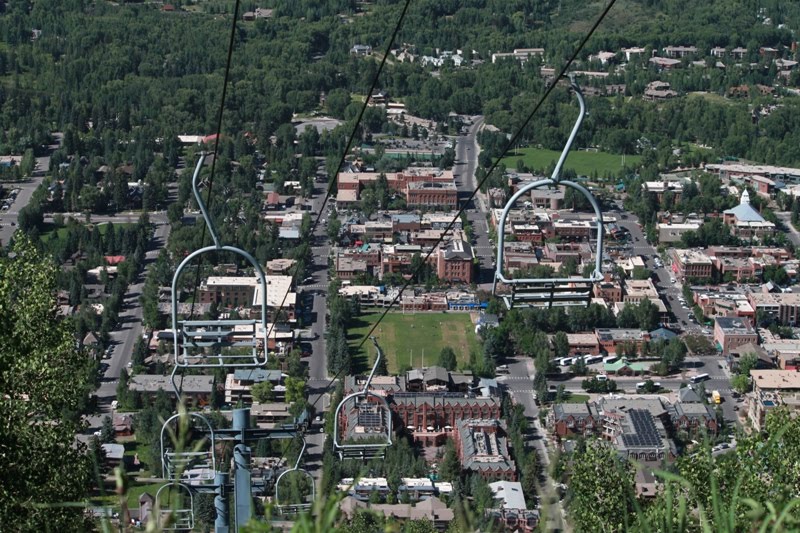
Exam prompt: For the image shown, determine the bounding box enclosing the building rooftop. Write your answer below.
[714,316,755,334]
[673,249,713,265]
[724,191,766,222]
[407,181,457,191]
[440,239,474,260]
[489,481,527,510]
[232,369,283,382]
[750,370,800,391]
[129,375,214,394]
[596,328,647,342]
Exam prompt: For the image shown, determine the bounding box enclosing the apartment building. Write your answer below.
[748,370,800,431]
[748,291,800,326]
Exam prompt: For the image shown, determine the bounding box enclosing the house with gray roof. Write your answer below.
[128,375,214,407]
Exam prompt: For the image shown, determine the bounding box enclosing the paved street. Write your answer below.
[775,211,800,247]
[0,133,62,246]
[81,214,171,440]
[454,115,495,286]
[502,357,568,532]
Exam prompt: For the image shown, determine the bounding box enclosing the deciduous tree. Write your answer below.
[0,236,93,530]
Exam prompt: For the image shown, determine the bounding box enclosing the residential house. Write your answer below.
[225,369,285,404]
[351,44,372,56]
[487,481,539,532]
[339,496,454,531]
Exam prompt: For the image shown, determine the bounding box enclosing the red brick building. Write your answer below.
[453,419,517,481]
[435,240,474,283]
[406,181,458,209]
[391,395,501,448]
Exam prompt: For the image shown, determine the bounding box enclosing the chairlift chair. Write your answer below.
[160,412,217,483]
[274,438,316,514]
[155,482,195,531]
[492,81,605,309]
[171,153,269,368]
[333,337,393,460]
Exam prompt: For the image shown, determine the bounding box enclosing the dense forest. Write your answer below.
[2,0,800,173]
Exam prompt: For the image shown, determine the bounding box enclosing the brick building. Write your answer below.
[435,239,474,283]
[748,291,800,326]
[595,329,650,354]
[391,394,501,448]
[406,181,458,209]
[713,316,758,354]
[454,419,517,481]
[670,249,713,280]
[197,275,296,320]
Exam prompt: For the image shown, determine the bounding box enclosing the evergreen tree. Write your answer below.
[438,346,457,371]
[100,415,116,443]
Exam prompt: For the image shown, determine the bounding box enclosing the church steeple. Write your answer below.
[740,189,750,205]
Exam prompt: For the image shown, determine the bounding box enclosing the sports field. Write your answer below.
[347,312,480,373]
[500,147,641,177]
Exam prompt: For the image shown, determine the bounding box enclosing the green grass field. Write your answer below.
[500,147,642,177]
[40,221,133,245]
[347,312,481,373]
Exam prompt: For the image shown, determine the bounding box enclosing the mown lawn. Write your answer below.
[40,221,134,243]
[500,147,642,177]
[347,312,481,373]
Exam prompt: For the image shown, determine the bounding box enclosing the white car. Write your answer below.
[111,400,119,410]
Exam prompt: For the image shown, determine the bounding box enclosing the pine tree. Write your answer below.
[438,346,457,371]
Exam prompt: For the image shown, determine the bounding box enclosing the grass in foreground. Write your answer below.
[347,311,480,373]
[500,146,642,177]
